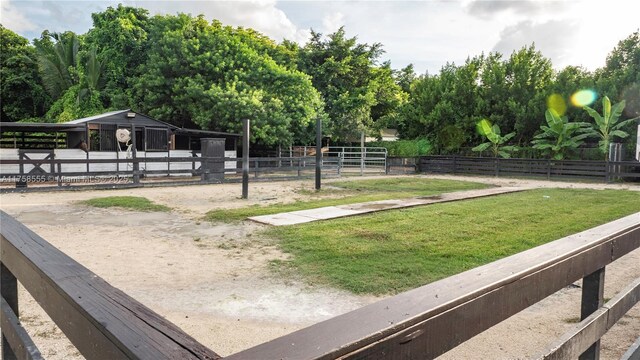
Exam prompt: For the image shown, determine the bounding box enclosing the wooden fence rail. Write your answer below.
[0,211,219,360]
[419,155,640,182]
[1,212,639,359]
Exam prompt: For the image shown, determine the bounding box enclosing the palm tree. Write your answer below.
[531,109,591,160]
[79,46,106,101]
[583,96,639,159]
[35,32,79,100]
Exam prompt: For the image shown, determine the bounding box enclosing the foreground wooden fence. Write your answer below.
[419,156,640,182]
[1,210,639,359]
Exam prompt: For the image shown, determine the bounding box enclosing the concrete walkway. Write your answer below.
[249,186,526,226]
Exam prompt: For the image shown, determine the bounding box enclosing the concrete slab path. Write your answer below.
[249,186,527,226]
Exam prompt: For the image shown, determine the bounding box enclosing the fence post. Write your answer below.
[579,267,605,360]
[605,160,610,183]
[242,119,249,199]
[452,156,457,174]
[1,263,18,360]
[57,162,62,187]
[547,159,551,180]
[315,117,322,190]
[131,124,140,184]
[495,157,499,177]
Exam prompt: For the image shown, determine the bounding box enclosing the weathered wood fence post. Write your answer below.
[315,117,322,190]
[1,263,18,360]
[579,268,606,360]
[242,119,250,199]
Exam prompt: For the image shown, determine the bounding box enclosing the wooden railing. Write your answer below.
[0,211,219,360]
[419,155,640,182]
[1,210,639,359]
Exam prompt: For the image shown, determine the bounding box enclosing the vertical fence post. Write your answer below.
[547,159,551,180]
[242,119,249,199]
[57,162,62,187]
[579,267,605,360]
[1,263,18,360]
[316,117,322,190]
[452,155,457,174]
[131,124,140,184]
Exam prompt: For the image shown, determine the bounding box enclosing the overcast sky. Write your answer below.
[2,0,639,75]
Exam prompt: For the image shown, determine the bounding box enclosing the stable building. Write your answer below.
[0,110,240,179]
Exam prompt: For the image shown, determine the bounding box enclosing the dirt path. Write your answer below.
[0,175,638,359]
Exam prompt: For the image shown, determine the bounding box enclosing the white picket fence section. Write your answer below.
[0,149,237,177]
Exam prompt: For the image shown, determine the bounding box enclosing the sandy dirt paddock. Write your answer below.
[0,175,638,359]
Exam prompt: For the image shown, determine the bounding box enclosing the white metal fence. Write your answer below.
[288,146,388,175]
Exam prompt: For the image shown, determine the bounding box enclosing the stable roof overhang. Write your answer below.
[174,128,241,137]
[0,122,85,133]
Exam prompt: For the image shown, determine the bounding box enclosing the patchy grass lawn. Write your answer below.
[267,188,640,295]
[81,196,171,212]
[205,177,489,221]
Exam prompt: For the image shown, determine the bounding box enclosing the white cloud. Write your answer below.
[322,11,344,34]
[2,0,639,75]
[127,0,310,43]
[0,0,38,32]
[492,20,580,66]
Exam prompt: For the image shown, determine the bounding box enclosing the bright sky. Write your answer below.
[2,0,639,75]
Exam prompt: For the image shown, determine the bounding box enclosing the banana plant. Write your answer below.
[472,119,517,158]
[531,109,591,160]
[583,96,638,159]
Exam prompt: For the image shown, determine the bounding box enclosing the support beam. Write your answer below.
[579,267,605,360]
[242,119,250,199]
[131,124,140,184]
[1,263,18,360]
[315,117,322,190]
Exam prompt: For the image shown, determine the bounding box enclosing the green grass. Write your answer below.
[205,178,489,221]
[267,188,640,295]
[81,196,171,212]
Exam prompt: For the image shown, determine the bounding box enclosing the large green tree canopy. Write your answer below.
[1,7,638,154]
[133,14,324,146]
[0,25,49,122]
[297,27,406,142]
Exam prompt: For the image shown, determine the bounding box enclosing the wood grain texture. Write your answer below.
[538,277,640,360]
[0,211,220,360]
[226,213,640,360]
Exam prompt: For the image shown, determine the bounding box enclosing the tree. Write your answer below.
[133,14,323,146]
[34,31,80,101]
[583,96,638,158]
[504,45,554,143]
[297,27,394,142]
[0,25,49,121]
[596,30,640,112]
[84,5,150,109]
[35,31,107,121]
[370,62,408,134]
[472,119,517,158]
[531,109,591,160]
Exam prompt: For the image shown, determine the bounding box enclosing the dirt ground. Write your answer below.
[0,174,638,359]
